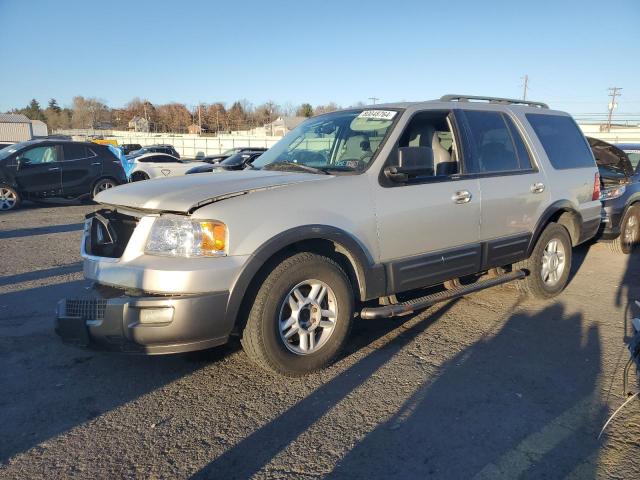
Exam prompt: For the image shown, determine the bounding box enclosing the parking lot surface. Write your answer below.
[1,203,640,479]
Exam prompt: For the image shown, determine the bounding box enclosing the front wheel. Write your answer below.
[241,252,354,376]
[514,223,572,299]
[609,205,639,254]
[0,185,21,211]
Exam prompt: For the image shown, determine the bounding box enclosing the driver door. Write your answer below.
[15,144,63,196]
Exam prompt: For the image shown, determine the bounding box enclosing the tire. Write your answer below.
[131,171,150,182]
[0,184,21,211]
[514,223,572,299]
[241,252,354,376]
[92,178,117,198]
[608,205,639,255]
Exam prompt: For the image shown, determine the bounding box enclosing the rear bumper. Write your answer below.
[55,287,232,354]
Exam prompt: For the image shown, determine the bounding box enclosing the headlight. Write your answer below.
[145,216,227,257]
[600,185,626,201]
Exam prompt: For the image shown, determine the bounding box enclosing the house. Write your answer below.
[188,123,202,135]
[30,119,48,137]
[128,116,150,133]
[264,116,306,136]
[0,113,33,142]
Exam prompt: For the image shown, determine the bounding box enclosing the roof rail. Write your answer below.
[440,94,549,109]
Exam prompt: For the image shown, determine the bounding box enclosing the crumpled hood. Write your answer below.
[95,169,326,213]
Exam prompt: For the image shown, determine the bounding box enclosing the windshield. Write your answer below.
[0,141,30,161]
[223,148,240,155]
[251,109,399,172]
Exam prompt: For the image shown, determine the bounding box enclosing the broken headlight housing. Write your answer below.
[600,185,626,201]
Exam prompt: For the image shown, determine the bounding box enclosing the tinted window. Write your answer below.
[21,146,58,164]
[63,144,87,160]
[462,111,527,173]
[526,114,595,169]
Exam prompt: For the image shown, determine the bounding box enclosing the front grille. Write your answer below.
[85,209,138,258]
[65,299,107,320]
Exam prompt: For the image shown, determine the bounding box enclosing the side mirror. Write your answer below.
[384,146,434,182]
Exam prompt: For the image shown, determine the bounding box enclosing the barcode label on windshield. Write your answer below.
[358,110,397,120]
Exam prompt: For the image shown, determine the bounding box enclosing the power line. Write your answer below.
[368,97,379,105]
[606,87,622,131]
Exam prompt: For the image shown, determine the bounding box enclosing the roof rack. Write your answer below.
[440,94,549,109]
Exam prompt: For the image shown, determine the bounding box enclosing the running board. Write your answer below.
[360,270,527,320]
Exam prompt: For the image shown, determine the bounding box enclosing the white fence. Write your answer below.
[56,129,283,158]
[578,124,640,143]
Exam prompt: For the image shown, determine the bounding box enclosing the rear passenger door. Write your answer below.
[61,143,101,196]
[458,109,549,265]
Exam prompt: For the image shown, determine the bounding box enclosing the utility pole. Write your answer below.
[198,104,202,133]
[368,97,379,105]
[522,75,529,100]
[606,87,622,132]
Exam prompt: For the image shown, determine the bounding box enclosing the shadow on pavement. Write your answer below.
[0,263,83,287]
[193,302,604,479]
[0,223,83,240]
[193,301,459,479]
[328,303,604,478]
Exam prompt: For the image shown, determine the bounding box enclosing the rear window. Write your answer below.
[63,143,87,160]
[526,114,595,169]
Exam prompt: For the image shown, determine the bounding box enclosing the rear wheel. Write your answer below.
[241,252,354,376]
[92,178,117,198]
[609,205,639,254]
[514,223,572,298]
[131,171,150,182]
[0,185,20,211]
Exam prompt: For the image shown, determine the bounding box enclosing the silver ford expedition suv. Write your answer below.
[55,95,601,376]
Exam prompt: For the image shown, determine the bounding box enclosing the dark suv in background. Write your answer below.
[0,140,126,211]
[588,137,640,253]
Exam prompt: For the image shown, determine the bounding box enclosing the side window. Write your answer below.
[62,144,87,161]
[395,110,460,178]
[461,111,528,173]
[20,146,58,164]
[526,114,595,169]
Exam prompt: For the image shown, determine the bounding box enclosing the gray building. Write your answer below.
[0,113,33,142]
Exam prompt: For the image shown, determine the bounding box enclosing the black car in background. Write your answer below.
[129,144,180,158]
[186,151,264,174]
[587,137,640,253]
[202,146,267,164]
[0,140,126,211]
[120,143,143,155]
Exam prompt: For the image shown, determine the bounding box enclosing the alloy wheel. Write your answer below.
[541,238,566,286]
[278,279,338,355]
[623,214,639,249]
[0,187,17,210]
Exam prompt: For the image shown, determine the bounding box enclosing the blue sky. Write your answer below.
[0,0,639,117]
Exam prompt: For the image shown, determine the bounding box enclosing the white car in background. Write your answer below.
[128,153,208,181]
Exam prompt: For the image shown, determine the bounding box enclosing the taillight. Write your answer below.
[592,172,601,201]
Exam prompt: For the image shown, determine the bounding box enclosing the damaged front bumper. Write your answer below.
[55,285,231,354]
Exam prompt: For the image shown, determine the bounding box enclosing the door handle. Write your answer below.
[531,182,545,194]
[91,162,101,165]
[48,167,60,171]
[452,190,472,204]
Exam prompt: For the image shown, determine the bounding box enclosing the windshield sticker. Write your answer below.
[357,110,397,120]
